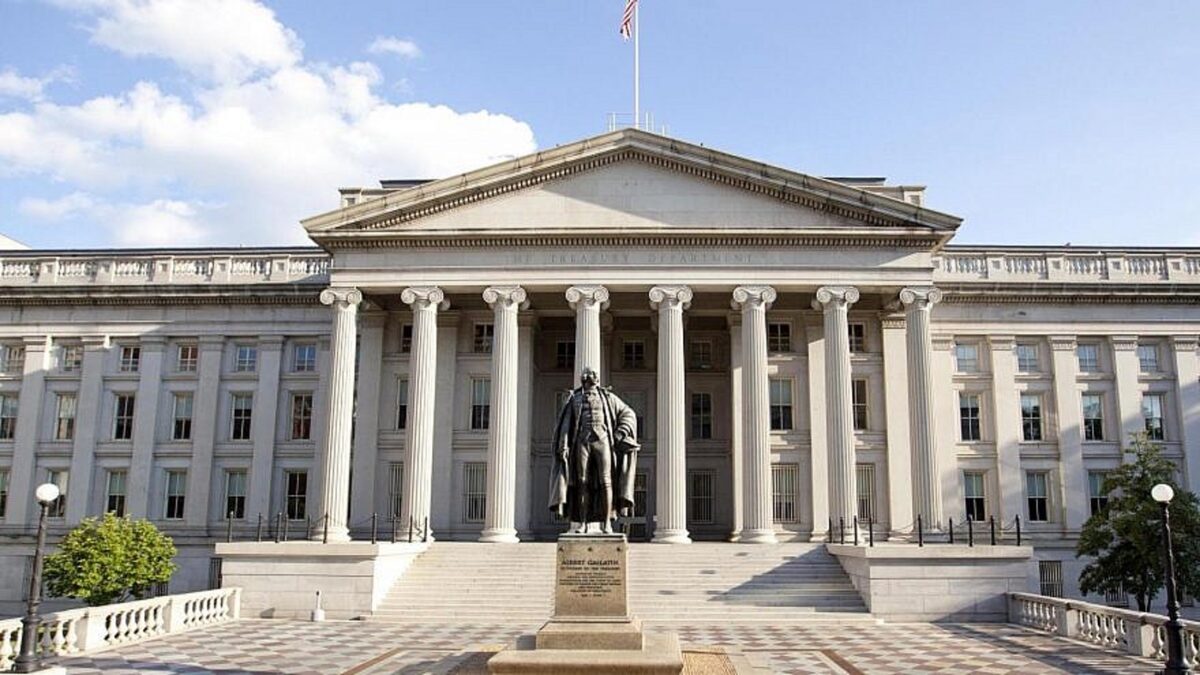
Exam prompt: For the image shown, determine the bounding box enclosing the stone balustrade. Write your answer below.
[934,249,1200,284]
[0,251,329,287]
[0,587,240,669]
[1009,592,1200,664]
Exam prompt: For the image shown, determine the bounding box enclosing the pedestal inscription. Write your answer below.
[554,533,628,619]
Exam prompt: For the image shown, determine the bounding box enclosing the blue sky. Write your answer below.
[0,0,1197,249]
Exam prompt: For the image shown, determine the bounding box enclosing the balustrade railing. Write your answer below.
[934,249,1200,284]
[0,251,329,287]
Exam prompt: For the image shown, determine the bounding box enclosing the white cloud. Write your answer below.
[367,37,421,59]
[0,66,73,102]
[17,192,207,246]
[19,192,96,219]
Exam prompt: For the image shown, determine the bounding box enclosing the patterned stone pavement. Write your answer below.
[50,619,1160,674]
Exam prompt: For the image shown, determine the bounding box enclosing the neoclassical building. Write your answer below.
[0,129,1197,607]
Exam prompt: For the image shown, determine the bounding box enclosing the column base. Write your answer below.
[310,525,351,543]
[738,528,778,544]
[650,528,692,544]
[480,528,520,543]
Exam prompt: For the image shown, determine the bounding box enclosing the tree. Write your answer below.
[43,513,177,606]
[1077,433,1200,612]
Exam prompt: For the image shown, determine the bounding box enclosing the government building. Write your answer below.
[0,129,1197,610]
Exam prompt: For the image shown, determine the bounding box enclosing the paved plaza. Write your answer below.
[50,618,1159,674]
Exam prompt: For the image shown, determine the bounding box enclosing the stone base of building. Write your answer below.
[214,541,429,620]
[827,543,1035,622]
[488,632,684,674]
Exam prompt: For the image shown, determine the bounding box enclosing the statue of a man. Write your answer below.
[549,366,640,534]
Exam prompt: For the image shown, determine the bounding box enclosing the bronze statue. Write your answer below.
[549,366,639,534]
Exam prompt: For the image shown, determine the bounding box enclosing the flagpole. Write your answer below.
[633,0,640,129]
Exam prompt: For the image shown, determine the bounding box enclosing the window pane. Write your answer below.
[177,344,198,372]
[471,378,490,430]
[293,344,317,372]
[687,470,714,524]
[164,470,186,519]
[855,464,875,521]
[285,471,308,520]
[173,393,193,440]
[397,379,408,429]
[1137,344,1159,372]
[690,392,712,439]
[767,323,791,353]
[231,393,253,440]
[225,470,246,520]
[113,394,135,440]
[1142,394,1165,440]
[235,346,258,372]
[851,379,868,431]
[848,324,866,353]
[1076,344,1099,372]
[291,394,313,440]
[1021,394,1042,441]
[771,463,798,523]
[1016,344,1038,372]
[1082,394,1104,441]
[473,324,494,353]
[955,344,978,372]
[959,393,981,442]
[389,463,404,518]
[463,463,486,523]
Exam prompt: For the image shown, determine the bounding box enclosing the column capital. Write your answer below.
[812,286,859,311]
[898,286,943,309]
[1049,335,1078,352]
[483,285,528,310]
[21,335,51,350]
[880,314,906,331]
[931,334,956,351]
[731,285,776,311]
[565,285,609,310]
[988,334,1016,351]
[401,286,448,310]
[258,335,286,351]
[81,335,110,349]
[1110,334,1139,352]
[1171,335,1199,352]
[649,285,692,311]
[198,334,226,349]
[320,286,363,309]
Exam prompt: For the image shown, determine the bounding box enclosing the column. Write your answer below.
[126,336,165,518]
[989,336,1023,524]
[248,336,283,524]
[806,318,829,540]
[900,287,944,530]
[514,314,537,536]
[650,285,692,544]
[1111,335,1144,452]
[1050,335,1088,533]
[400,286,445,540]
[1171,336,1200,495]
[732,285,777,544]
[566,286,609,386]
[727,313,743,541]
[65,336,108,523]
[481,286,526,543]
[185,336,224,527]
[313,287,361,542]
[880,315,913,535]
[6,336,49,526]
[349,313,385,526]
[813,286,859,534]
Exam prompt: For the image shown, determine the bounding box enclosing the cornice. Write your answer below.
[315,231,943,250]
[939,284,1200,305]
[0,285,323,307]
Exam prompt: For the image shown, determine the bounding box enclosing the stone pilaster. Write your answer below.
[814,286,860,534]
[6,336,50,526]
[185,335,225,526]
[481,286,527,543]
[248,336,283,523]
[880,315,913,536]
[313,287,362,542]
[650,285,692,544]
[1050,335,1088,532]
[900,287,943,530]
[65,336,108,524]
[565,286,609,386]
[989,335,1023,524]
[349,313,385,527]
[732,285,777,544]
[400,286,446,541]
[126,336,165,519]
[1110,335,1144,453]
[1171,336,1200,495]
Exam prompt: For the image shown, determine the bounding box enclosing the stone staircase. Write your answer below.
[372,541,872,625]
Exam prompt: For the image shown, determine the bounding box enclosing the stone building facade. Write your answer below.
[0,129,1197,608]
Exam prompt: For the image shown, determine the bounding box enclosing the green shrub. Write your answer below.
[43,513,177,606]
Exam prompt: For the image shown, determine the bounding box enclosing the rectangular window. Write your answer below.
[1082,394,1104,441]
[230,393,253,441]
[959,392,981,441]
[964,471,986,521]
[690,339,713,369]
[955,343,979,373]
[389,463,403,518]
[1076,344,1099,372]
[851,379,868,431]
[119,345,141,373]
[224,470,246,520]
[1020,394,1043,442]
[105,470,127,516]
[113,394,135,440]
[1088,471,1109,516]
[470,378,490,430]
[848,323,866,353]
[290,393,313,441]
[53,393,76,441]
[769,378,793,431]
[1026,471,1049,522]
[397,378,408,429]
[59,344,82,372]
[234,345,257,372]
[771,463,798,523]
[1143,393,1165,440]
[856,463,876,521]
[473,323,494,354]
[1039,561,1064,598]
[0,395,18,440]
[463,462,486,523]
[1137,344,1159,372]
[1016,343,1039,373]
[46,469,68,518]
[172,393,193,441]
[285,471,307,520]
[767,322,791,353]
[687,470,714,524]
[0,469,7,519]
[164,470,186,520]
[399,324,413,353]
[622,340,646,369]
[1,344,24,374]
[690,392,713,439]
[556,340,575,370]
[293,343,317,372]
[176,344,198,373]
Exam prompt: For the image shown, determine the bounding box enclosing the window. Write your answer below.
[59,344,82,372]
[224,470,246,520]
[771,463,798,523]
[690,339,713,369]
[176,344,198,373]
[848,323,866,353]
[119,345,141,372]
[293,343,317,372]
[955,343,979,373]
[463,462,486,523]
[964,471,986,521]
[851,379,868,431]
[399,324,413,353]
[51,393,75,441]
[769,378,793,431]
[285,471,307,520]
[1039,561,1064,598]
[687,470,714,524]
[105,470,127,516]
[1088,471,1110,516]
[622,340,646,369]
[1076,344,1099,372]
[234,345,257,372]
[1026,471,1049,522]
[690,392,712,439]
[1016,343,1039,373]
[1020,394,1043,442]
[856,464,876,521]
[113,394,135,440]
[1142,393,1165,440]
[959,393,981,442]
[230,393,253,441]
[1,344,24,374]
[46,469,68,518]
[555,340,575,370]
[389,463,403,518]
[1082,394,1104,441]
[0,395,17,440]
[1137,344,1159,372]
[0,469,7,518]
[171,393,193,441]
[164,470,187,520]
[473,323,494,354]
[290,393,313,440]
[767,322,791,353]
[397,379,408,429]
[470,378,490,430]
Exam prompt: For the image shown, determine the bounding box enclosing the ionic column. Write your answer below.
[732,285,777,544]
[650,285,692,544]
[900,287,944,530]
[314,287,361,542]
[566,286,609,386]
[481,286,527,543]
[400,286,446,540]
[813,286,860,534]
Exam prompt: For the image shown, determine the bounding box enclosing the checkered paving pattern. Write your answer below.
[51,619,1160,674]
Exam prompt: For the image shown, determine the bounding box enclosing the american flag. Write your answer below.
[620,0,637,40]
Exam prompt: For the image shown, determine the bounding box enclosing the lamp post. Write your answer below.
[13,482,60,674]
[1152,483,1191,675]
